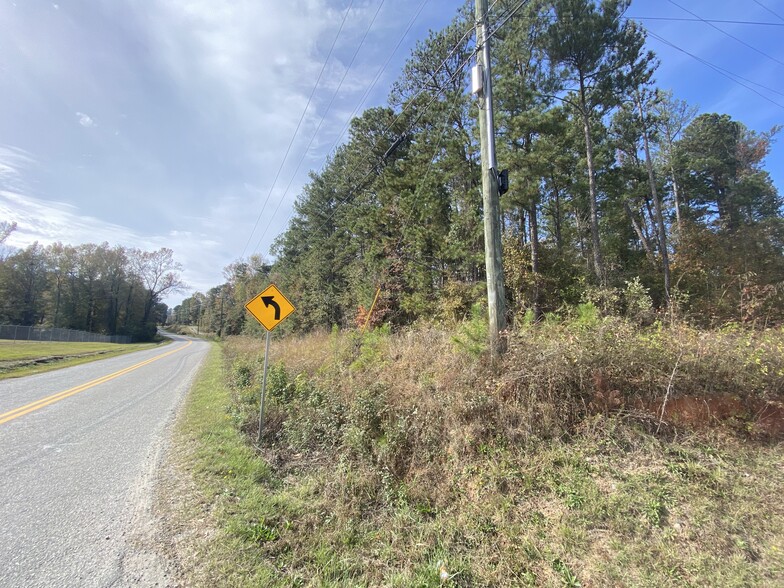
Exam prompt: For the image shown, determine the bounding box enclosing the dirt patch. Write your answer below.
[653,395,784,439]
[750,401,784,438]
[589,369,784,440]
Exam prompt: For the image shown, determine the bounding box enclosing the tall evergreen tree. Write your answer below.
[542,0,655,283]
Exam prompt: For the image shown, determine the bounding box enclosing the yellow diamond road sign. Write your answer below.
[245,284,295,331]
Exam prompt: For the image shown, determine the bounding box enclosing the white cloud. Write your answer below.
[127,0,392,258]
[139,1,385,146]
[76,112,96,127]
[0,190,137,245]
[0,145,36,193]
[0,188,229,302]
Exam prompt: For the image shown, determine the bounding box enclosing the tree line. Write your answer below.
[0,227,184,342]
[176,0,783,335]
[171,256,271,337]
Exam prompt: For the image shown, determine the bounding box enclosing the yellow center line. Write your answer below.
[0,340,194,426]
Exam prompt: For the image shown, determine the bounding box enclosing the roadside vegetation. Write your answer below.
[0,221,185,343]
[0,340,169,379]
[172,0,784,344]
[160,0,784,584]
[168,310,784,587]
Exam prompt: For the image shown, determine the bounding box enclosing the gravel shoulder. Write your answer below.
[144,346,223,588]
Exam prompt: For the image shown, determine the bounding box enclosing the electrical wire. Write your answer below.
[284,0,535,245]
[666,0,784,68]
[301,47,477,240]
[625,15,784,99]
[252,0,389,254]
[253,0,472,258]
[532,5,784,106]
[644,28,784,98]
[751,0,784,23]
[486,0,532,43]
[534,13,784,27]
[644,28,784,110]
[239,0,355,260]
[629,16,784,27]
[271,18,479,250]
[315,0,432,168]
[523,7,784,100]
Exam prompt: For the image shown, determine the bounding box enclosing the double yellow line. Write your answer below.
[0,340,193,426]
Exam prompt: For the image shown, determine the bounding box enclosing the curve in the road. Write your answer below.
[0,340,193,426]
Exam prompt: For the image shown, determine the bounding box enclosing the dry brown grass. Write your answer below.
[177,318,784,586]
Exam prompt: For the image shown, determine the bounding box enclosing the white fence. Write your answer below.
[0,325,131,344]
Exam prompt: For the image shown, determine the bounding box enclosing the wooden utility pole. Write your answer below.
[475,0,507,356]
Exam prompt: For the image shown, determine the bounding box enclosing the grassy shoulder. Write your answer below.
[169,318,784,587]
[0,339,170,379]
[162,343,279,586]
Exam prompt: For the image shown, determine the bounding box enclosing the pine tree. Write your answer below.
[542,0,654,284]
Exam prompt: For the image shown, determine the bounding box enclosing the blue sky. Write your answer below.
[1,0,782,306]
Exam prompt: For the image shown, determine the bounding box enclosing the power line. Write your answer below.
[751,0,784,23]
[251,0,444,256]
[629,16,784,27]
[666,0,784,69]
[644,28,784,110]
[272,19,479,249]
[631,19,784,99]
[239,0,355,260]
[534,13,784,27]
[254,0,472,258]
[487,0,532,42]
[284,0,534,244]
[252,0,389,255]
[320,0,432,163]
[492,6,784,100]
[301,48,477,240]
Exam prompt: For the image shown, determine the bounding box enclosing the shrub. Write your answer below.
[623,277,654,325]
[451,304,488,356]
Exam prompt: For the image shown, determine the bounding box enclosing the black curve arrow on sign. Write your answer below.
[261,296,281,320]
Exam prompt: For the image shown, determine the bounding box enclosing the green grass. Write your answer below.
[0,340,167,379]
[166,326,784,587]
[162,344,278,585]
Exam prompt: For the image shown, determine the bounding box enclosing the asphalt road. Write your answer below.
[0,334,210,587]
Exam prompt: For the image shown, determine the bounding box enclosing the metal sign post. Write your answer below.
[258,329,271,445]
[244,284,296,446]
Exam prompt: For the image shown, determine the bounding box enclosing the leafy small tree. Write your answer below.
[130,247,187,332]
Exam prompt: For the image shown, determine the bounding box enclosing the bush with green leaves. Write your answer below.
[451,303,488,356]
